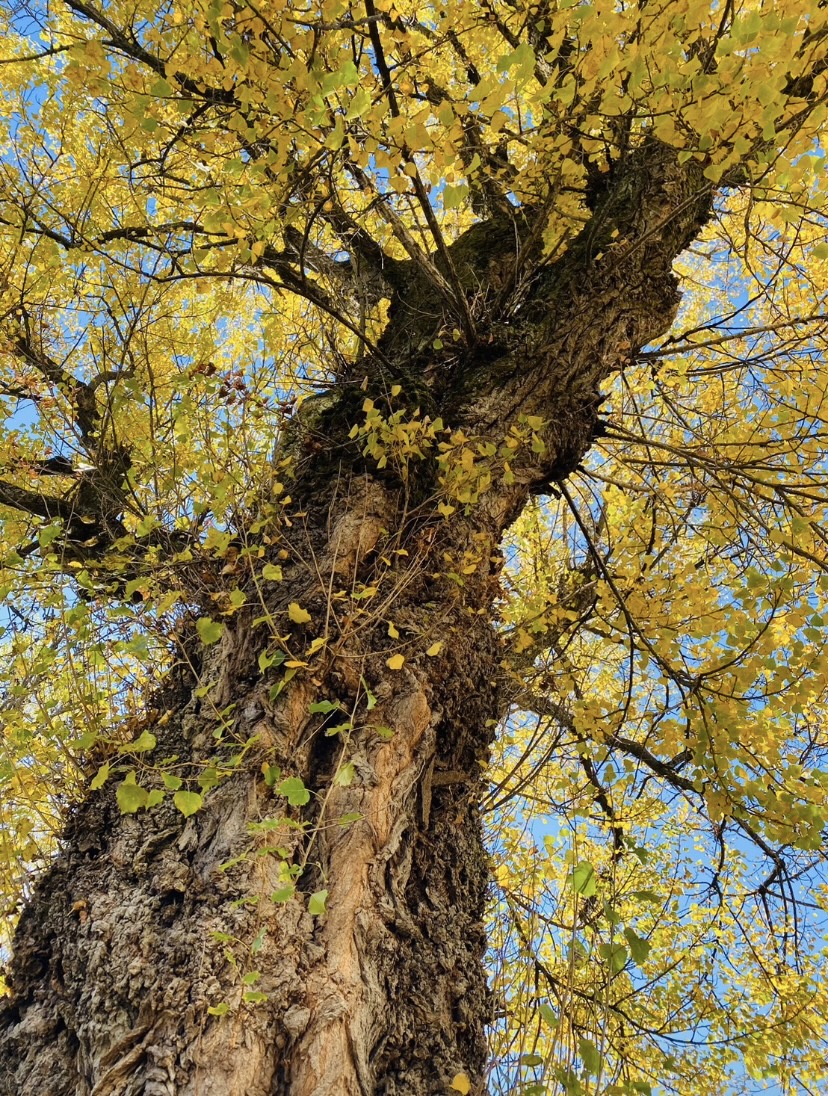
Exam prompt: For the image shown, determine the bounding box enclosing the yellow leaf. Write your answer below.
[386,654,405,670]
[426,641,444,656]
[450,1074,471,1094]
[387,621,400,639]
[288,602,312,624]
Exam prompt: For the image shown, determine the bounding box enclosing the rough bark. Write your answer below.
[0,143,714,1095]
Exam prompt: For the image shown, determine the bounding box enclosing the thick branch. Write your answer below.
[13,314,99,444]
[0,480,73,522]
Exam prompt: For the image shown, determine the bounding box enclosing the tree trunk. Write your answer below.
[0,143,714,1095]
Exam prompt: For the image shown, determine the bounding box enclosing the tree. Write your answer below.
[1,0,828,1092]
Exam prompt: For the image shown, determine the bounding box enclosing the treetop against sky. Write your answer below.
[1,0,828,1093]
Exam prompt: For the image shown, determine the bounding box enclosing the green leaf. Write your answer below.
[262,763,281,787]
[320,59,358,94]
[197,617,224,645]
[271,884,295,903]
[124,578,145,600]
[277,776,310,806]
[128,729,157,753]
[174,790,204,817]
[346,85,371,119]
[309,700,339,714]
[199,767,220,792]
[361,676,377,710]
[262,563,283,581]
[334,761,356,786]
[443,182,469,210]
[258,648,281,672]
[230,41,249,68]
[579,1037,602,1074]
[207,1002,229,1016]
[308,889,328,915]
[163,772,183,791]
[631,889,660,903]
[90,762,110,790]
[520,1053,544,1067]
[571,861,597,898]
[496,41,535,74]
[116,777,148,814]
[38,523,63,547]
[324,720,352,737]
[624,927,652,965]
[599,942,628,974]
[602,902,622,926]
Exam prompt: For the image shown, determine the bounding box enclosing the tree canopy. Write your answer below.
[1,0,828,1093]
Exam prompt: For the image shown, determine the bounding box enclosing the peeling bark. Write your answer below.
[0,143,715,1095]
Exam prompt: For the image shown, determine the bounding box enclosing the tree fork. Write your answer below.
[0,145,715,1095]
